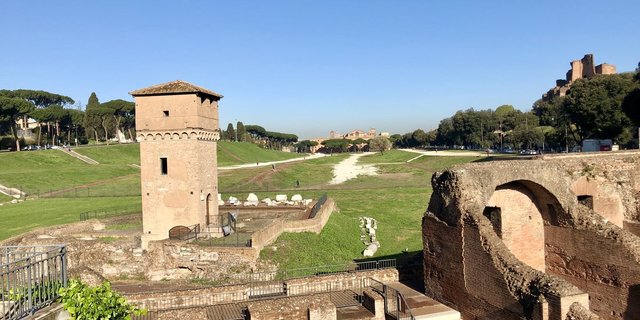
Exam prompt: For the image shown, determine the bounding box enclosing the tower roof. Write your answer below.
[129,80,223,99]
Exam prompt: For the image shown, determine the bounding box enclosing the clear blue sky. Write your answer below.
[1,1,638,139]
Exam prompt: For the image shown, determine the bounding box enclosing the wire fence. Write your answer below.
[79,206,142,221]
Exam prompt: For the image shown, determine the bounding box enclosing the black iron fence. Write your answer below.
[368,278,415,320]
[168,224,200,241]
[194,231,252,248]
[1,245,68,320]
[79,206,141,221]
[308,193,328,219]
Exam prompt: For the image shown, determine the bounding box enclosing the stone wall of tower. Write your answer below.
[134,92,220,248]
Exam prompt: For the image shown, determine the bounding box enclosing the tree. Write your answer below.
[562,74,636,144]
[88,105,116,145]
[225,123,235,141]
[0,96,34,151]
[245,125,267,139]
[369,136,391,154]
[236,121,246,142]
[321,139,350,153]
[101,99,135,142]
[84,92,102,142]
[294,140,318,153]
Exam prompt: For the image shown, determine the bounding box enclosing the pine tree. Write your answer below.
[86,92,100,110]
[236,121,245,142]
[225,123,235,141]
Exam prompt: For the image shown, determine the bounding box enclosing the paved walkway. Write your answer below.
[58,148,99,164]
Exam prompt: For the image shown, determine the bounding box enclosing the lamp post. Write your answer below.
[234,119,238,142]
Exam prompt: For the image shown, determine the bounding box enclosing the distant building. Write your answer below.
[309,128,382,153]
[543,54,617,101]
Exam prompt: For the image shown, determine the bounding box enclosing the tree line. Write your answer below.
[221,122,299,150]
[0,89,135,151]
[393,70,640,151]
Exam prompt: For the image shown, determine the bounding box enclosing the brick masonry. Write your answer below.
[424,151,640,319]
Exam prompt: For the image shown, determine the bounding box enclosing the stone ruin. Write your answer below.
[423,151,640,319]
[543,53,617,101]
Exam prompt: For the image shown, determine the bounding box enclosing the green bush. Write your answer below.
[58,279,145,319]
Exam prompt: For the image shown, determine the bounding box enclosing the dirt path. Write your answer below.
[401,149,487,157]
[59,148,99,164]
[218,153,327,171]
[329,153,378,185]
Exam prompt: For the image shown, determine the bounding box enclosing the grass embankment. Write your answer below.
[74,144,140,165]
[0,150,138,194]
[0,196,140,241]
[217,141,304,166]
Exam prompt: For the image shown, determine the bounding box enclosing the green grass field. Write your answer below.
[217,141,304,166]
[0,196,140,240]
[0,143,481,272]
[358,150,419,164]
[0,150,138,194]
[0,193,13,203]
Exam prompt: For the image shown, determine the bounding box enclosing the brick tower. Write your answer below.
[130,80,221,248]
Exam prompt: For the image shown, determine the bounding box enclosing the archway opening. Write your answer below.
[484,180,564,272]
[206,193,212,226]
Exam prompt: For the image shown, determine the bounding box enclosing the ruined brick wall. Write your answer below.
[125,268,398,311]
[596,63,616,75]
[424,152,640,320]
[250,199,335,251]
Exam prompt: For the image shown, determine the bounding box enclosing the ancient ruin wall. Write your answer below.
[424,152,640,320]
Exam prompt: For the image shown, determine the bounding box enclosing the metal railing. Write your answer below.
[194,231,252,248]
[79,206,141,221]
[368,278,415,320]
[1,245,68,320]
[169,224,200,241]
[308,193,328,219]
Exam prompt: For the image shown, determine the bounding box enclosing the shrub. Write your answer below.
[58,279,145,319]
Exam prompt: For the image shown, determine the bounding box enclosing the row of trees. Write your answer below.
[393,70,640,151]
[0,89,135,151]
[221,122,299,150]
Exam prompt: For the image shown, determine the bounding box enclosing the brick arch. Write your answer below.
[190,131,198,139]
[163,133,171,140]
[484,180,565,272]
[172,133,180,140]
[154,133,162,141]
[571,175,624,227]
[181,132,189,140]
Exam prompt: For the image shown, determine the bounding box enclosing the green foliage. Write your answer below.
[225,123,235,141]
[368,136,391,154]
[293,140,318,152]
[86,92,100,110]
[245,125,266,138]
[321,139,350,153]
[562,74,636,142]
[236,121,246,142]
[58,279,145,320]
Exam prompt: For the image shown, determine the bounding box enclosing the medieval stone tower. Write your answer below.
[130,80,221,248]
